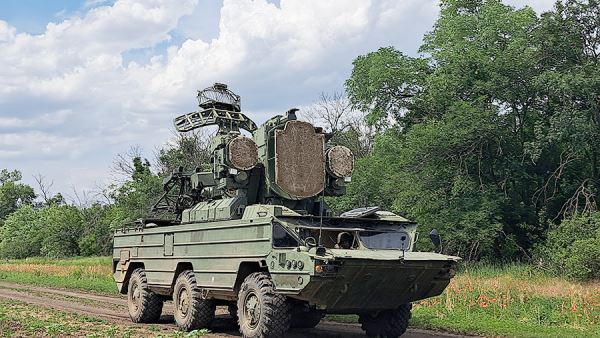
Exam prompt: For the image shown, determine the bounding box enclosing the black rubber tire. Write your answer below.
[290,308,324,329]
[127,268,163,323]
[237,272,291,338]
[358,303,412,338]
[173,270,215,331]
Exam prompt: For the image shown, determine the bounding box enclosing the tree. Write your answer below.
[0,205,42,258]
[346,47,431,129]
[111,146,145,182]
[342,0,600,260]
[33,174,64,207]
[78,203,114,256]
[39,205,84,258]
[156,130,212,175]
[0,169,36,222]
[527,0,600,218]
[303,92,376,158]
[109,156,162,225]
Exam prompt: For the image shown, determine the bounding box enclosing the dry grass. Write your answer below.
[412,264,600,337]
[0,263,111,277]
[0,257,116,294]
[0,263,111,278]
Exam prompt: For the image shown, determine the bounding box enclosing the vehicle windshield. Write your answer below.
[296,227,360,249]
[276,217,413,250]
[359,231,411,250]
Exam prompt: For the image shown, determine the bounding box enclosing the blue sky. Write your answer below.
[0,0,555,202]
[0,0,91,33]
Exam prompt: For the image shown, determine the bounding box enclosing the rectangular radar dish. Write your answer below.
[274,120,325,199]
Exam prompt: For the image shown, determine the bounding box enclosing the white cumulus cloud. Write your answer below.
[0,0,555,196]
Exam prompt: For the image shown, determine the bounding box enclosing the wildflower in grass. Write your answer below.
[570,303,578,313]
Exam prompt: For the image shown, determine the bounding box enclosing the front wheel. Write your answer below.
[127,268,163,323]
[237,272,291,338]
[359,303,412,338]
[173,270,215,331]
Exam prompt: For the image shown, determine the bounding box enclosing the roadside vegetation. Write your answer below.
[1,258,598,337]
[0,257,115,294]
[412,264,600,337]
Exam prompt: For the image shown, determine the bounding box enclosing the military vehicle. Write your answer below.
[112,83,459,338]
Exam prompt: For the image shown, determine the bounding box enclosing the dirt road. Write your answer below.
[0,281,469,337]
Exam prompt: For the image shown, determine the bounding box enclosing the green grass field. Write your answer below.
[0,256,116,294]
[0,258,598,337]
[410,264,600,337]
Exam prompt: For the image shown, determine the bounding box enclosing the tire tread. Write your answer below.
[237,272,291,338]
[128,268,163,323]
[174,270,215,331]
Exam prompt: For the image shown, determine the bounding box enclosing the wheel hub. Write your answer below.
[178,287,190,317]
[131,281,141,310]
[244,291,261,328]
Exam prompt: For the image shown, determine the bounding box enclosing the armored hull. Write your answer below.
[293,251,456,312]
[113,204,458,314]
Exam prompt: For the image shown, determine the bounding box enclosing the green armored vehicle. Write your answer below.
[113,83,459,338]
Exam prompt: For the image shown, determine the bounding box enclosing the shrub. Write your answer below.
[39,205,85,258]
[79,234,103,257]
[537,213,600,280]
[0,205,43,258]
[78,204,115,257]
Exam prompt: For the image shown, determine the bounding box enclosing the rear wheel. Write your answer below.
[127,268,163,323]
[290,308,324,329]
[173,270,215,331]
[358,303,412,338]
[237,272,291,338]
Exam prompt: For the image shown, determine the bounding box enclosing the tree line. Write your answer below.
[0,0,598,281]
[332,0,600,280]
[0,131,211,259]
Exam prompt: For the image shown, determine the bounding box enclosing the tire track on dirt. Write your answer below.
[0,282,472,337]
[0,286,131,323]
